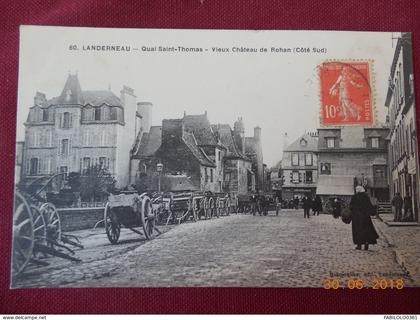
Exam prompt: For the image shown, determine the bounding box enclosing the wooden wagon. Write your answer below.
[104,191,156,244]
[12,173,83,278]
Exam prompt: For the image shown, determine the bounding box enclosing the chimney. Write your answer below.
[254,126,261,141]
[137,102,153,133]
[234,117,245,154]
[34,92,47,106]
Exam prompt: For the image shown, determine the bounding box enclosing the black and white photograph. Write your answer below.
[11,26,420,288]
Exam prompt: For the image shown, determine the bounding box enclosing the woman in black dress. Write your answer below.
[350,186,379,250]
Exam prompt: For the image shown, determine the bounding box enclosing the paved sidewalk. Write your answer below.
[374,213,420,285]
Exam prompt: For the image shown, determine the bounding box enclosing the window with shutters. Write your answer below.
[305,153,313,166]
[42,109,49,122]
[61,139,69,156]
[94,108,101,120]
[82,157,91,175]
[62,112,71,128]
[327,138,335,148]
[210,168,214,183]
[291,153,299,166]
[305,171,313,183]
[292,171,299,183]
[29,158,39,175]
[371,137,379,148]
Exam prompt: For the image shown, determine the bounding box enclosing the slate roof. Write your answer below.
[212,124,247,160]
[183,114,218,146]
[284,133,318,152]
[182,131,215,167]
[132,126,162,159]
[42,74,122,107]
[82,90,122,107]
[56,74,85,105]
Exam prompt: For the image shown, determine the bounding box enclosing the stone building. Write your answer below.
[22,73,148,188]
[234,124,266,192]
[131,113,257,194]
[316,126,390,203]
[282,133,318,200]
[212,123,254,194]
[385,32,419,221]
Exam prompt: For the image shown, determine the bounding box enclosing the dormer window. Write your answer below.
[371,137,379,148]
[94,107,101,120]
[300,138,307,147]
[42,109,49,122]
[61,112,71,128]
[326,138,335,148]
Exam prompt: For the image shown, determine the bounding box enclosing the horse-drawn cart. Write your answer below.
[104,192,157,244]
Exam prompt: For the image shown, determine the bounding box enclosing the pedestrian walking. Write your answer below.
[275,196,281,216]
[302,194,312,218]
[313,195,322,216]
[349,186,379,250]
[403,195,412,221]
[250,193,257,216]
[391,192,403,222]
[332,197,342,218]
[293,196,299,210]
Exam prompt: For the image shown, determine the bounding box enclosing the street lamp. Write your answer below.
[157,162,163,193]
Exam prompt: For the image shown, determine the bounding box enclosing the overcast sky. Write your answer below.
[17,27,397,166]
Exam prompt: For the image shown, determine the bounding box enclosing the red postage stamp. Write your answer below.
[319,61,374,126]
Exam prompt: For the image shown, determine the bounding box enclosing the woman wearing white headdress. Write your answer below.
[349,186,379,250]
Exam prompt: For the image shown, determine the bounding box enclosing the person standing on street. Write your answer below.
[312,195,322,215]
[302,194,312,218]
[350,186,379,250]
[293,196,299,210]
[391,192,403,222]
[403,194,412,221]
[332,197,342,218]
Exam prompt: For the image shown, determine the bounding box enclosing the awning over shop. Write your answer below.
[316,175,355,196]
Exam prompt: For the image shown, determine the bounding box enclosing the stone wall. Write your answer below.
[58,207,104,232]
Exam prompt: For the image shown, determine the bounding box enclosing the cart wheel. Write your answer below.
[30,205,47,244]
[104,202,120,244]
[141,196,156,240]
[12,191,34,278]
[39,202,61,242]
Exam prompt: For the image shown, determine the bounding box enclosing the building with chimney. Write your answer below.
[234,124,266,192]
[316,126,389,204]
[212,122,254,194]
[281,132,318,200]
[385,32,419,222]
[22,73,148,188]
[131,114,256,194]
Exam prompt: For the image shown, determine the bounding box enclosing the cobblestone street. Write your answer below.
[13,209,416,288]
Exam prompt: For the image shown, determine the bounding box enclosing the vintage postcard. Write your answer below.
[11,26,419,288]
